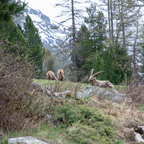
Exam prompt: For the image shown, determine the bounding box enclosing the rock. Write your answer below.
[134,129,144,143]
[8,136,48,144]
[123,128,135,141]
[53,90,73,98]
[76,86,127,102]
[45,114,53,123]
[45,85,51,91]
[45,87,73,98]
[31,82,43,92]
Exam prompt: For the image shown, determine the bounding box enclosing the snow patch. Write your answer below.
[29,14,42,22]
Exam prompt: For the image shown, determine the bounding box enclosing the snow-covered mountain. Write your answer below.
[14,6,67,53]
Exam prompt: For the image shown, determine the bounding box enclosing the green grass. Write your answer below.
[0,124,69,144]
[33,79,89,92]
[0,79,130,144]
[34,78,129,94]
[1,102,122,144]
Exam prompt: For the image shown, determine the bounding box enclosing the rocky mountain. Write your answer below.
[14,6,67,53]
[14,6,72,72]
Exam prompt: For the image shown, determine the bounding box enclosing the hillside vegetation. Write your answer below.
[0,0,144,144]
[1,79,144,144]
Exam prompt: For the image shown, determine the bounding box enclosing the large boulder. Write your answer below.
[8,136,47,144]
[76,86,127,102]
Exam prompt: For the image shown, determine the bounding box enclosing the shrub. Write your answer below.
[0,40,40,132]
[68,123,115,144]
[127,79,144,105]
[53,103,116,143]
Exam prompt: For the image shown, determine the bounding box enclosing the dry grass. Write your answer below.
[84,96,144,143]
[86,96,144,121]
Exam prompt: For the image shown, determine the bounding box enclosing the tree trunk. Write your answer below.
[110,0,114,46]
[133,13,139,79]
[120,0,126,50]
[108,0,111,40]
[71,0,77,81]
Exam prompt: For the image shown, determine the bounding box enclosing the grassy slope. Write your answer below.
[0,79,144,144]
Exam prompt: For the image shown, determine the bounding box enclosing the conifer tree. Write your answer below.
[0,0,26,21]
[75,4,132,84]
[84,4,107,53]
[23,15,45,71]
[0,19,28,56]
[76,5,107,76]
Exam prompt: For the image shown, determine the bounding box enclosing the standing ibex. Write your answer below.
[88,69,114,88]
[57,69,65,81]
[46,71,58,81]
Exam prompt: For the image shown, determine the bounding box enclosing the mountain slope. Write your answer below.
[14,6,67,53]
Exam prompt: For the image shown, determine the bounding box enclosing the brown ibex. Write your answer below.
[88,69,114,88]
[46,71,58,81]
[57,69,65,81]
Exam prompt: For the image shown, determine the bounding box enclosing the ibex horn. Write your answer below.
[93,71,104,77]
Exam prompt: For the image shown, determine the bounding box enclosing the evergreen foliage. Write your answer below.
[0,0,26,21]
[0,19,28,56]
[43,48,55,73]
[23,15,45,71]
[73,4,132,84]
[84,4,107,53]
[17,23,24,34]
[53,103,116,144]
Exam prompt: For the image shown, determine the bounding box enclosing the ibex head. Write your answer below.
[88,69,104,85]
[88,69,104,82]
[57,69,65,81]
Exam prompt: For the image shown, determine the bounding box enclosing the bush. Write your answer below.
[53,103,94,127]
[127,79,144,105]
[53,103,116,143]
[68,123,115,144]
[0,40,40,131]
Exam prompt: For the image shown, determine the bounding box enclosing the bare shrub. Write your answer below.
[0,40,40,132]
[126,79,144,105]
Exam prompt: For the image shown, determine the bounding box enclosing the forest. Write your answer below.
[0,0,144,144]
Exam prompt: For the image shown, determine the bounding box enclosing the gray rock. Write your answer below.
[134,131,144,143]
[45,114,53,123]
[8,136,47,144]
[31,82,43,92]
[76,86,127,102]
[45,88,72,98]
[53,90,72,98]
[45,85,51,91]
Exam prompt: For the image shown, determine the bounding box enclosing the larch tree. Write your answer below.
[55,0,90,81]
[101,0,144,79]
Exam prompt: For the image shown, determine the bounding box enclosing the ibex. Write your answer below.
[57,69,65,81]
[88,69,114,88]
[46,71,58,81]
